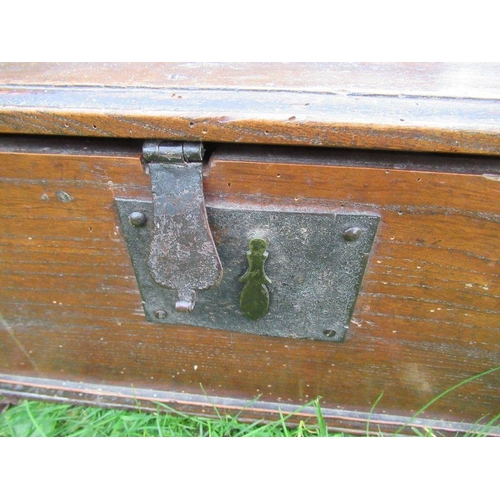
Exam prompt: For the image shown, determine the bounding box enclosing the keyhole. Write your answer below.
[239,238,271,320]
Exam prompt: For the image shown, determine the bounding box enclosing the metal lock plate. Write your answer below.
[116,200,379,342]
[116,140,379,342]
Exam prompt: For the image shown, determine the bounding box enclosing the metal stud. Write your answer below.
[342,227,362,241]
[154,310,167,319]
[129,211,147,227]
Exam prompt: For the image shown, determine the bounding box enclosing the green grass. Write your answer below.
[1,397,497,437]
[0,398,344,437]
[1,367,498,437]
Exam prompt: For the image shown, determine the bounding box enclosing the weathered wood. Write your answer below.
[3,63,500,99]
[1,138,498,428]
[1,63,499,156]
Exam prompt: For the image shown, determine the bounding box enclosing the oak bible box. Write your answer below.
[0,63,499,434]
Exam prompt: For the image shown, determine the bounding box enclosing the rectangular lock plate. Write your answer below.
[116,199,379,342]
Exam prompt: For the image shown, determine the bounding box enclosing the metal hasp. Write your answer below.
[142,140,222,312]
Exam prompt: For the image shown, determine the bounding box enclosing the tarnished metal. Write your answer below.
[239,238,271,320]
[128,211,147,227]
[343,227,362,241]
[115,199,380,342]
[323,329,337,338]
[154,310,167,319]
[142,140,222,312]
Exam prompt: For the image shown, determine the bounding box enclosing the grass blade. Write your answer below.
[23,401,47,437]
[394,365,500,435]
[366,391,384,436]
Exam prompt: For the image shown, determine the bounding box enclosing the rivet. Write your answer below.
[129,211,147,227]
[154,310,167,319]
[343,227,362,241]
[323,329,337,338]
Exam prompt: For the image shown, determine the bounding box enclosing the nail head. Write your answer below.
[343,227,362,241]
[129,211,147,227]
[154,310,167,319]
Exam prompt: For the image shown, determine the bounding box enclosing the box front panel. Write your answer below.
[1,140,499,427]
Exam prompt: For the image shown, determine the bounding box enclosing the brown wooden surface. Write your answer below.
[1,63,500,156]
[3,63,500,98]
[0,137,499,426]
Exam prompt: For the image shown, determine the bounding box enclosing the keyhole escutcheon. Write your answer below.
[239,238,271,320]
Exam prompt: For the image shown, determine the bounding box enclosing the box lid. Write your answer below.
[1,62,499,155]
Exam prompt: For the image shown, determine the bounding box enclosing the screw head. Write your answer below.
[343,227,362,241]
[154,309,167,319]
[323,329,337,338]
[129,211,147,227]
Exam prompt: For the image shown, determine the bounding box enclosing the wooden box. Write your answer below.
[0,63,499,434]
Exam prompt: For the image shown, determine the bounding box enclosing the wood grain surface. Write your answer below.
[0,137,498,427]
[1,63,500,156]
[2,63,500,98]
